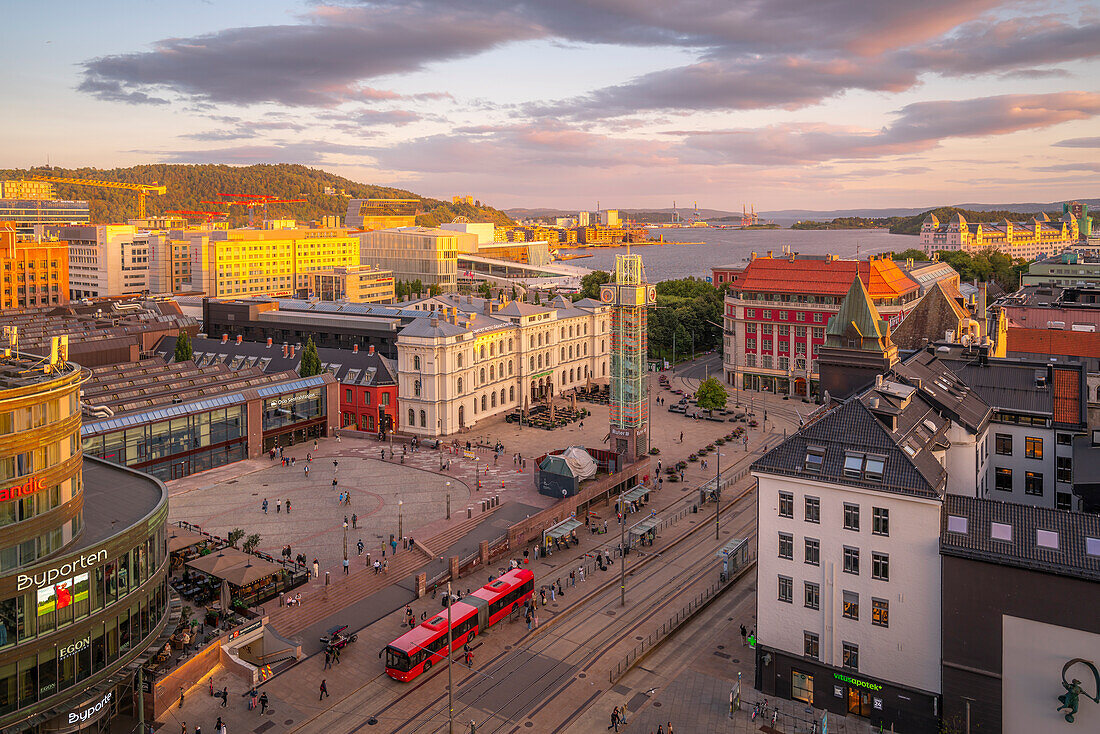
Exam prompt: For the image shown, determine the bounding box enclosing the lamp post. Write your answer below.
[445,481,451,519]
[398,500,404,541]
[447,580,454,734]
[715,451,724,540]
[343,519,348,562]
[619,485,628,606]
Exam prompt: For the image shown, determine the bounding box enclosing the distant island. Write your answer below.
[743,223,780,229]
[791,216,900,230]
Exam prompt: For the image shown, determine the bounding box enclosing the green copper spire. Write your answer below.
[825,276,894,354]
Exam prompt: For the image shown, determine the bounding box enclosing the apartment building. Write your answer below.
[359,227,477,293]
[189,227,359,298]
[0,222,68,308]
[59,224,153,298]
[397,294,610,436]
[1020,251,1100,288]
[309,265,395,303]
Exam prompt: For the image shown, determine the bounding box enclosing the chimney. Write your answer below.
[483,300,492,315]
[875,374,883,387]
[368,344,375,355]
[221,333,228,344]
[430,317,439,327]
[353,344,359,353]
[236,335,243,345]
[289,345,295,358]
[282,344,288,358]
[266,337,273,348]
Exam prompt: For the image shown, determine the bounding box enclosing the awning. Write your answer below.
[620,485,650,503]
[629,517,659,537]
[543,517,582,540]
[187,548,283,588]
[219,558,282,587]
[168,526,208,553]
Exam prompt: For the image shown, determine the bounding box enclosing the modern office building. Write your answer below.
[188,226,359,298]
[1020,251,1100,288]
[0,223,69,309]
[920,211,1079,258]
[440,222,495,245]
[0,200,89,237]
[358,227,478,292]
[308,265,395,303]
[0,348,174,732]
[55,225,154,299]
[343,201,417,231]
[396,294,610,437]
[0,181,57,201]
[153,334,398,434]
[79,357,338,480]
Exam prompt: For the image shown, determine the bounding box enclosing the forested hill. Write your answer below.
[0,164,514,227]
[888,207,1053,235]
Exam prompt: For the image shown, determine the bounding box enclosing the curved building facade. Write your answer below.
[0,352,172,732]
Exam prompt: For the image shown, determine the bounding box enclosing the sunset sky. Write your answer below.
[4,0,1099,210]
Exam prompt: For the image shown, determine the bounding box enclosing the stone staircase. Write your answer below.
[420,502,505,558]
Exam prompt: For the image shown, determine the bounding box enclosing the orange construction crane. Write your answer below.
[168,209,229,222]
[208,196,306,226]
[31,175,167,218]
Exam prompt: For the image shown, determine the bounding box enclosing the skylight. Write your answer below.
[1036,529,1059,550]
[946,516,968,534]
[1087,537,1100,557]
[990,522,1012,542]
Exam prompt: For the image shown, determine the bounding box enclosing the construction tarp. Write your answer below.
[558,446,597,480]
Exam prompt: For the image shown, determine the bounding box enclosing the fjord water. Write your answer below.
[580,228,916,281]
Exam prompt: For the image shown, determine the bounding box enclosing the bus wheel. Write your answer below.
[470,629,476,639]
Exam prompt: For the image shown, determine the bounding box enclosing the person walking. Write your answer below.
[333,647,341,665]
[342,558,349,575]
[740,624,747,646]
[259,692,268,714]
[608,707,620,731]
[221,686,228,707]
[286,500,292,514]
[357,539,364,555]
[319,680,329,700]
[276,499,281,514]
[312,559,320,578]
[304,465,310,478]
[352,513,358,528]
[262,498,268,514]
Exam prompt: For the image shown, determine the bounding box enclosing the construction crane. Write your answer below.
[208,195,307,226]
[30,175,167,218]
[167,210,229,223]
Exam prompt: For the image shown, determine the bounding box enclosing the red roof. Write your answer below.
[1053,367,1081,426]
[1007,327,1100,360]
[731,256,918,298]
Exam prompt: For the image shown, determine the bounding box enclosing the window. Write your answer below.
[804,632,819,659]
[843,546,860,575]
[746,309,755,318]
[843,591,859,620]
[778,492,794,518]
[1057,432,1073,446]
[763,355,773,369]
[763,310,772,319]
[805,496,820,523]
[413,355,421,370]
[1057,456,1072,483]
[991,522,1013,541]
[842,642,859,671]
[1057,493,1073,511]
[863,455,885,481]
[419,410,426,428]
[995,467,1012,491]
[843,503,860,531]
[1025,436,1043,459]
[792,670,814,703]
[804,582,820,610]
[413,379,421,397]
[778,533,793,559]
[456,378,463,394]
[872,507,889,536]
[872,598,889,627]
[871,552,889,581]
[803,447,824,473]
[1025,471,1043,496]
[1037,529,1059,549]
[779,311,788,320]
[746,323,757,334]
[778,575,793,603]
[805,538,820,566]
[797,312,806,322]
[813,313,823,323]
[995,434,1012,455]
[795,326,806,337]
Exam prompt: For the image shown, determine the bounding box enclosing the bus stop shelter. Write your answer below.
[629,514,659,548]
[543,517,582,551]
[616,484,651,514]
[716,537,750,582]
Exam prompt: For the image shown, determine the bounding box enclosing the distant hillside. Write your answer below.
[888,207,1058,236]
[0,164,513,227]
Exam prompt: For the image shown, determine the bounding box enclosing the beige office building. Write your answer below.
[60,224,154,298]
[397,294,611,436]
[359,227,477,292]
[310,265,395,303]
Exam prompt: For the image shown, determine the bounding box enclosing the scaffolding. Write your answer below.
[609,253,650,455]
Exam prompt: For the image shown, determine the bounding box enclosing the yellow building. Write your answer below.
[920,211,1080,259]
[0,222,69,308]
[0,180,56,200]
[309,265,395,303]
[189,227,360,298]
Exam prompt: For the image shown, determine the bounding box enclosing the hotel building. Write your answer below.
[0,348,173,732]
[920,211,1080,259]
[308,265,395,303]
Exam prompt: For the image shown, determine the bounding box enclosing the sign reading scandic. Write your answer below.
[17,549,108,591]
[0,476,46,502]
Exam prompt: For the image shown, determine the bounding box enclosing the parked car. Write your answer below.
[320,624,357,649]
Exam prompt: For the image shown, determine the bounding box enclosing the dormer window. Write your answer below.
[844,452,886,482]
[803,447,825,473]
[843,452,864,477]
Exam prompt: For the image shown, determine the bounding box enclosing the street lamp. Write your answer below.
[343,519,349,562]
[398,500,404,541]
[619,485,628,607]
[715,450,724,540]
[445,481,451,519]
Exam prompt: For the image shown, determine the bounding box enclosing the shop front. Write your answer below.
[757,646,941,733]
[261,387,327,451]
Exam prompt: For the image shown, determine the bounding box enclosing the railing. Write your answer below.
[609,553,756,683]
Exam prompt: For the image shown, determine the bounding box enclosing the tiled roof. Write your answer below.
[941,495,1100,582]
[892,281,972,350]
[1007,327,1100,360]
[1052,368,1081,425]
[732,256,919,298]
[896,350,991,433]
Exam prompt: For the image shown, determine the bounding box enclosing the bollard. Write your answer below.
[325,571,330,586]
[467,506,473,519]
[446,494,451,520]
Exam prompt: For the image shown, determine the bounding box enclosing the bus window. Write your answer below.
[386,648,411,671]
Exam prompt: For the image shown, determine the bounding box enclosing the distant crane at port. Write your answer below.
[740,204,759,227]
[30,175,167,218]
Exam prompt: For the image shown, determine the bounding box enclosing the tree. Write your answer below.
[695,377,728,412]
[242,534,261,554]
[227,528,245,549]
[579,270,612,300]
[477,280,492,296]
[891,248,929,261]
[299,337,323,377]
[174,331,194,363]
[428,283,443,296]
[511,284,518,300]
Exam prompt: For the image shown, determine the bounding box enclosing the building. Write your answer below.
[202,297,430,360]
[895,259,960,296]
[344,200,417,231]
[602,254,652,460]
[711,265,745,286]
[309,265,395,303]
[919,211,1079,258]
[80,357,338,480]
[0,298,198,368]
[189,226,359,298]
[997,283,1100,331]
[817,277,900,400]
[1063,201,1092,239]
[153,334,398,434]
[396,294,610,436]
[0,349,174,732]
[1020,251,1100,288]
[440,222,495,244]
[0,223,69,308]
[0,200,89,236]
[0,180,56,200]
[56,225,154,299]
[940,495,1100,734]
[1006,326,1100,427]
[145,230,192,294]
[890,280,979,352]
[598,210,621,227]
[722,253,933,396]
[359,227,479,293]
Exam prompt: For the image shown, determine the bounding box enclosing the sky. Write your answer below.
[3,0,1099,211]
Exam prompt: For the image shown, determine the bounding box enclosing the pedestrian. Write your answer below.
[357,539,364,555]
[345,490,352,505]
[679,431,683,443]
[657,725,663,734]
[259,692,268,714]
[332,478,338,490]
[333,647,341,665]
[319,680,329,700]
[312,559,320,578]
[740,624,747,646]
[304,465,310,478]
[667,722,674,734]
[343,558,349,575]
[352,513,358,528]
[609,707,620,731]
[221,686,228,707]
[262,498,268,514]
[549,585,555,602]
[276,499,282,513]
[286,500,292,514]
[383,558,388,572]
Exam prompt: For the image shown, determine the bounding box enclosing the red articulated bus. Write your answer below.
[384,568,535,681]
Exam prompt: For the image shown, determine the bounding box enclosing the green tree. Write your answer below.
[579,270,612,299]
[242,534,261,554]
[428,283,443,296]
[174,331,194,362]
[299,337,323,377]
[410,279,424,296]
[891,248,929,261]
[511,284,518,300]
[477,280,492,296]
[227,528,245,549]
[695,377,728,411]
